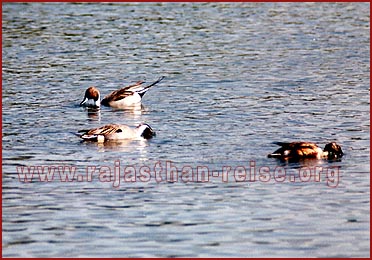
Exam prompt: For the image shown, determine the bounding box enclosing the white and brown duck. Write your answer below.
[268,142,344,160]
[80,76,164,108]
[79,123,156,142]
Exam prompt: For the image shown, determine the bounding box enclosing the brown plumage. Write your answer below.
[268,142,343,160]
[82,124,125,136]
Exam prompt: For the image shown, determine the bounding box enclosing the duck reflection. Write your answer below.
[82,104,147,122]
[85,107,101,121]
[111,104,147,118]
[83,138,150,158]
[272,157,331,168]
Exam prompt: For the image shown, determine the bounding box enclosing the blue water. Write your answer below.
[2,2,370,257]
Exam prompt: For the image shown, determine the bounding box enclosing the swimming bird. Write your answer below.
[267,142,343,160]
[79,123,156,142]
[80,76,165,108]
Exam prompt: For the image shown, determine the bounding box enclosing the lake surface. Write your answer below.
[2,2,370,257]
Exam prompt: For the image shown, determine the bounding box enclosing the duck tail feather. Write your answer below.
[143,76,165,90]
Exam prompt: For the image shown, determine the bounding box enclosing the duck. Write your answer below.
[79,123,156,142]
[267,142,343,160]
[80,76,165,108]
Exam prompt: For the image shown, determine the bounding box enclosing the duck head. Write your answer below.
[323,142,344,159]
[136,124,156,139]
[80,87,100,107]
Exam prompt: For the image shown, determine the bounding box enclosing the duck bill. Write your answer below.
[80,97,88,106]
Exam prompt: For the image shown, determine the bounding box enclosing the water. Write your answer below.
[2,2,370,257]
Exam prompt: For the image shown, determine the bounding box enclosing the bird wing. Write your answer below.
[102,89,135,103]
[271,142,320,158]
[273,141,318,150]
[86,124,122,136]
[101,81,145,104]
